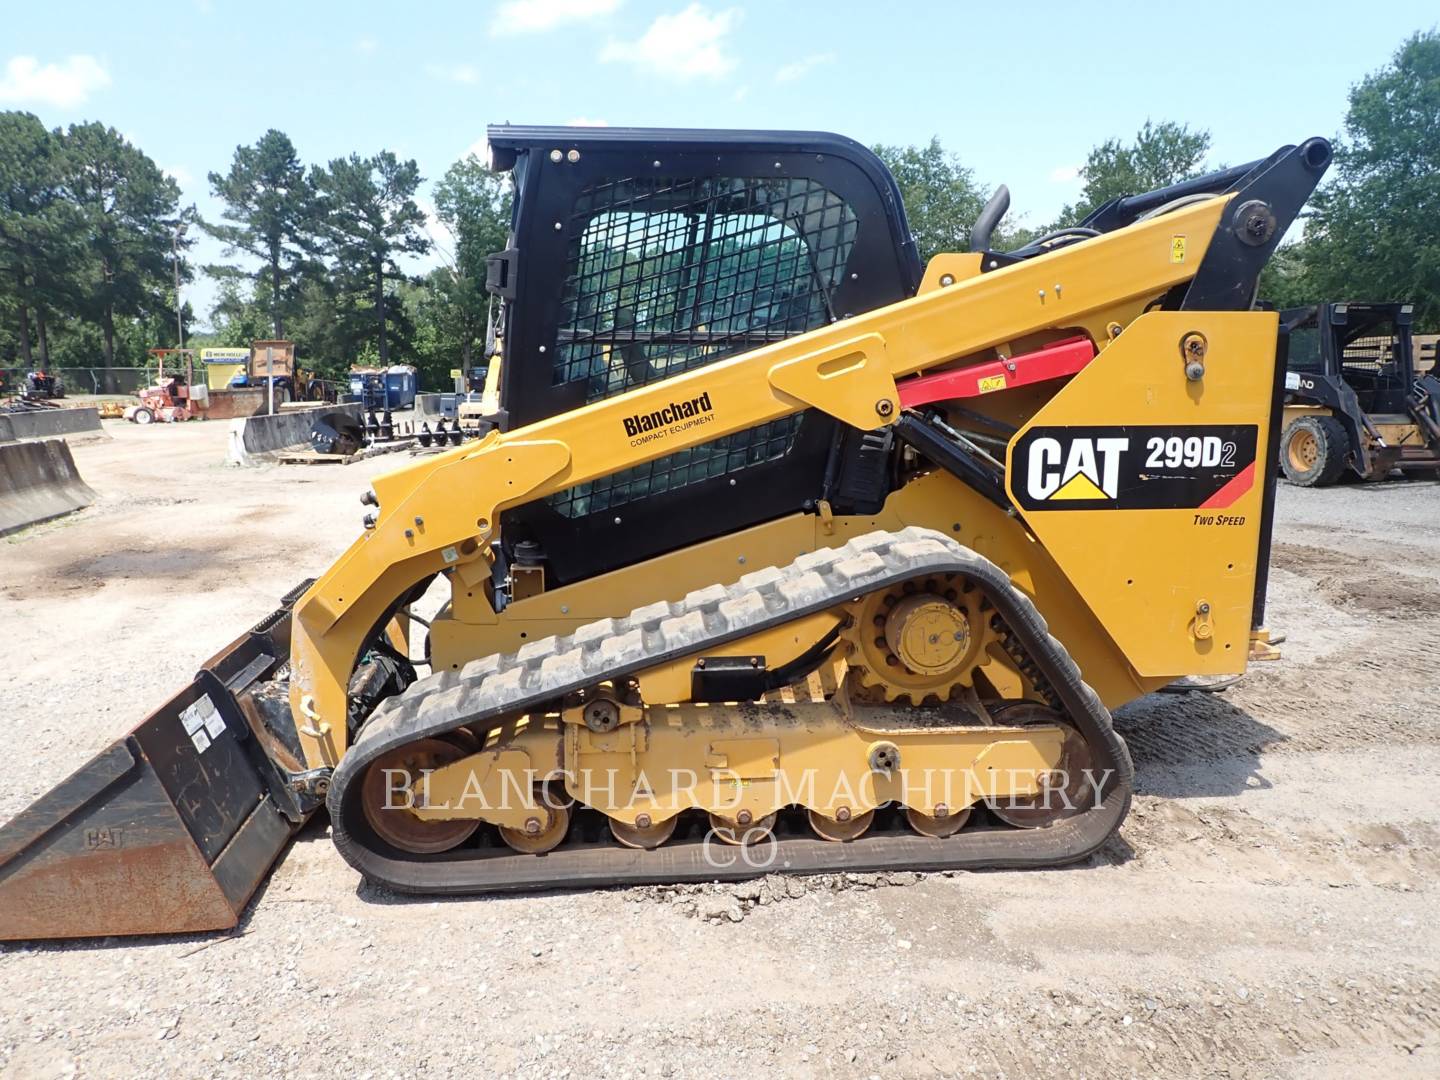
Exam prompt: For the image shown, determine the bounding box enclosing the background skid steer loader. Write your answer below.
[1278,301,1440,485]
[0,126,1331,940]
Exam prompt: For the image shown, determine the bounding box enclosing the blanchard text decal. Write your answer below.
[622,391,715,446]
[1010,424,1259,511]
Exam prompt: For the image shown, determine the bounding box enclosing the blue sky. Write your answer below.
[3,0,1435,329]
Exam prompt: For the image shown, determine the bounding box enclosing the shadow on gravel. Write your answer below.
[1113,691,1286,800]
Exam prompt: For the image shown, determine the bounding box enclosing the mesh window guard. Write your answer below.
[1341,332,1401,377]
[546,174,858,519]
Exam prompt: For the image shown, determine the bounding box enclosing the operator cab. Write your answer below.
[483,126,922,585]
[1285,302,1418,417]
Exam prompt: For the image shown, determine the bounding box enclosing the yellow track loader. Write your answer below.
[0,127,1332,939]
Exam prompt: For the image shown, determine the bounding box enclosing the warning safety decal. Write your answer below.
[1011,425,1259,511]
[179,693,226,754]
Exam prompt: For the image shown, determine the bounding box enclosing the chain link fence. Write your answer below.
[1,367,150,396]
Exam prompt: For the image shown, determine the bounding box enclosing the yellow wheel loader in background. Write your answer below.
[0,127,1332,939]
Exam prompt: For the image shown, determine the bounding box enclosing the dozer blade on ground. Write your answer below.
[0,585,317,941]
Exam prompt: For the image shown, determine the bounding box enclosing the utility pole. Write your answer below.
[172,222,186,351]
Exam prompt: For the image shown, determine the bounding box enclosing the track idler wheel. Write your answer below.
[609,814,678,850]
[904,805,972,838]
[708,812,777,846]
[360,739,481,855]
[807,808,875,842]
[986,703,1096,830]
[498,784,572,854]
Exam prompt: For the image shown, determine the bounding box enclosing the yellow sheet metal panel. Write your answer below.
[1006,311,1279,677]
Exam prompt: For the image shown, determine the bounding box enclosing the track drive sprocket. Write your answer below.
[840,573,999,704]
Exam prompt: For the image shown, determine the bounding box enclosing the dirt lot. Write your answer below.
[2,420,1438,1078]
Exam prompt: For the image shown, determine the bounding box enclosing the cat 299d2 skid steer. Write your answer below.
[0,127,1331,939]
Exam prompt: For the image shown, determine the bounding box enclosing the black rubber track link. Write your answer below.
[327,528,1134,893]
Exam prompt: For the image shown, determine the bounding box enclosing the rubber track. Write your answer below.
[327,528,1134,893]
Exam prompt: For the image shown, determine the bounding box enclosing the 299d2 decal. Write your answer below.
[1010,425,1259,512]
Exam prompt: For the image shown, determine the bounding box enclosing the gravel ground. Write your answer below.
[2,421,1438,1078]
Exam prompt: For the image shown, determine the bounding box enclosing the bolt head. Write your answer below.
[836,806,852,822]
[934,803,949,819]
[737,810,753,826]
[524,817,542,835]
[636,813,652,830]
[875,398,895,417]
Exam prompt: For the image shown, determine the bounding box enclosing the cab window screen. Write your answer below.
[1340,323,1400,380]
[555,175,857,398]
[546,174,856,519]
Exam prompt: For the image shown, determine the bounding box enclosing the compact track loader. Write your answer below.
[0,127,1331,939]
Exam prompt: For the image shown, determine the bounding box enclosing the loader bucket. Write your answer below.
[0,585,317,941]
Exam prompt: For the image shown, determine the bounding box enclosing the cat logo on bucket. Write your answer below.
[1025,436,1129,502]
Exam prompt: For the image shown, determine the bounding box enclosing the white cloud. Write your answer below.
[163,164,193,187]
[565,117,609,126]
[600,4,739,80]
[426,63,480,85]
[355,37,378,55]
[466,137,489,161]
[774,52,835,84]
[1049,164,1082,183]
[492,0,622,35]
[0,54,110,108]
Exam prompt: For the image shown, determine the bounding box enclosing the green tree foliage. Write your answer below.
[430,154,512,371]
[1267,32,1440,326]
[1,113,190,374]
[63,122,187,367]
[0,112,80,369]
[205,130,317,338]
[313,151,430,365]
[1061,120,1211,224]
[206,278,274,347]
[872,138,991,263]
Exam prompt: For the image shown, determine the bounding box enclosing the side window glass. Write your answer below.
[1287,326,1322,371]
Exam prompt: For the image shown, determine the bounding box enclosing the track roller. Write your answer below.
[904,805,972,838]
[609,814,678,850]
[495,783,572,854]
[708,812,777,845]
[808,808,875,842]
